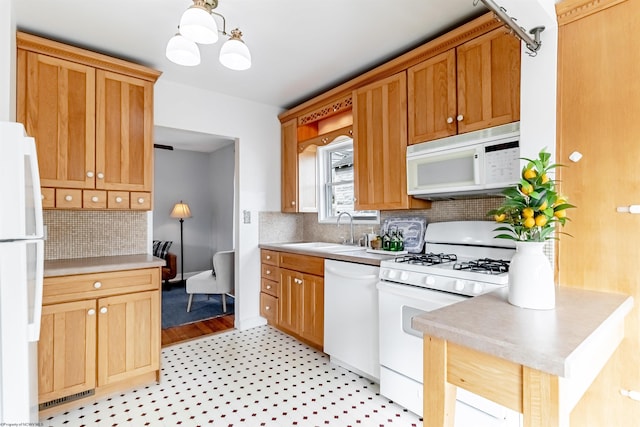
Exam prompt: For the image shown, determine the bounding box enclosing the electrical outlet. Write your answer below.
[243,210,251,224]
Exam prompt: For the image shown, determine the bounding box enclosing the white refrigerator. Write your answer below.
[0,121,44,423]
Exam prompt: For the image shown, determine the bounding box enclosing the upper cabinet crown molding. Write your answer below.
[556,0,627,25]
[16,31,161,83]
[278,12,503,123]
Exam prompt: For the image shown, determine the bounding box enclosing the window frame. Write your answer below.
[316,137,379,225]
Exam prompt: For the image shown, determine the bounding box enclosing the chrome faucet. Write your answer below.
[337,211,354,245]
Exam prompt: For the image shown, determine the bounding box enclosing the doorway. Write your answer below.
[153,126,237,344]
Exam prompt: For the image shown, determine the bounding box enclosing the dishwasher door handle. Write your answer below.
[325,267,378,281]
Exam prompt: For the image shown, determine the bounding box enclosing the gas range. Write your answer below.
[378,221,516,297]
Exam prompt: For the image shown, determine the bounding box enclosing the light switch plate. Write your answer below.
[243,210,251,224]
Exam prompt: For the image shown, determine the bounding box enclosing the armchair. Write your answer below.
[186,250,234,313]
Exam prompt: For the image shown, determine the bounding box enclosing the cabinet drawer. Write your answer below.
[43,268,160,304]
[261,264,279,282]
[56,189,82,209]
[261,278,278,297]
[108,191,130,209]
[41,188,55,208]
[83,190,107,209]
[260,292,278,324]
[261,250,279,266]
[279,252,324,276]
[130,192,152,210]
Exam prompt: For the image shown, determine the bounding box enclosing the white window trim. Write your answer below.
[316,138,380,225]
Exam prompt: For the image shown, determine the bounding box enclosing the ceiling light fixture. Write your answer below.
[166,0,251,70]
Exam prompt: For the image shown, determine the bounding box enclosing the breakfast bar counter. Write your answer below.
[412,286,633,426]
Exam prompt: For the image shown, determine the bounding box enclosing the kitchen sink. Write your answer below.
[281,242,366,253]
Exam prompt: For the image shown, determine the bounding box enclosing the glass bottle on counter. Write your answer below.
[397,229,405,252]
[382,229,391,251]
[390,227,401,251]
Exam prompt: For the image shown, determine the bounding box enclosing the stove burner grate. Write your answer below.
[394,252,458,266]
[453,258,510,275]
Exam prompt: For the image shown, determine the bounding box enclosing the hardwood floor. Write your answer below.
[161,314,235,347]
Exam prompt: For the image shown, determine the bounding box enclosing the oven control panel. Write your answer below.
[379,267,506,297]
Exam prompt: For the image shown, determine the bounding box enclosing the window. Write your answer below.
[317,137,379,224]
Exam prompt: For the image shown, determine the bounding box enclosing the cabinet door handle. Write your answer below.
[617,205,640,214]
[86,171,94,178]
[91,196,99,202]
[266,255,271,260]
[100,307,108,314]
[64,195,73,202]
[266,284,271,290]
[138,197,145,204]
[265,305,271,311]
[291,201,296,206]
[93,281,102,289]
[457,114,464,122]
[266,270,271,275]
[115,196,123,203]
[97,172,104,179]
[447,117,454,124]
[88,309,96,316]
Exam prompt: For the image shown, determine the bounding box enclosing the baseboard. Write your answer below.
[235,316,267,331]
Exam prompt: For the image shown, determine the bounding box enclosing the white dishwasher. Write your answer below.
[324,259,380,381]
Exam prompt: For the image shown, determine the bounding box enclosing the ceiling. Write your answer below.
[14,0,488,151]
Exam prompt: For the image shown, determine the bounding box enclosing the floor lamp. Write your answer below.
[170,201,192,285]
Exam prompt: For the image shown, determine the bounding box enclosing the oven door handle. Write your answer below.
[325,267,378,281]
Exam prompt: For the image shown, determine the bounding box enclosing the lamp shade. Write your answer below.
[170,201,192,219]
[219,30,251,71]
[166,33,201,66]
[180,5,219,44]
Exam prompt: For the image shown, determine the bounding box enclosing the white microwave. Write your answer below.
[406,122,520,200]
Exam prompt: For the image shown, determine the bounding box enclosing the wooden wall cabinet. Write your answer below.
[16,31,160,210]
[353,72,429,211]
[38,268,161,413]
[280,119,298,212]
[407,27,521,145]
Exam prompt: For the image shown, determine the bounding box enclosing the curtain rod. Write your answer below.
[476,0,545,55]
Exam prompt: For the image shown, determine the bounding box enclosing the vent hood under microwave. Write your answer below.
[406,122,520,200]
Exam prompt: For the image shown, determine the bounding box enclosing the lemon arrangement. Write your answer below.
[488,148,576,310]
[488,148,575,242]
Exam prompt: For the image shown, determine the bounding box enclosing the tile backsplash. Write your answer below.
[44,210,147,260]
[259,197,503,244]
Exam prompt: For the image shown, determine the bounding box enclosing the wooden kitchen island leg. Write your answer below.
[424,335,570,427]
[523,367,569,427]
[424,335,456,427]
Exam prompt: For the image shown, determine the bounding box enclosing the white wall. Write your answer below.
[209,143,235,254]
[501,0,558,164]
[1,0,16,121]
[154,79,282,330]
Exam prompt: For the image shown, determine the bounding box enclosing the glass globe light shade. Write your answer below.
[179,5,219,44]
[166,33,201,66]
[219,29,251,71]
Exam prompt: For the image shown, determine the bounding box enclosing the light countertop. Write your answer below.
[259,242,398,266]
[412,286,633,378]
[44,254,165,277]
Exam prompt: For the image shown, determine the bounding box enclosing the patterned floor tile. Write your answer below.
[40,325,423,427]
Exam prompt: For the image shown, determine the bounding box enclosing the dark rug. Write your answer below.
[161,284,235,329]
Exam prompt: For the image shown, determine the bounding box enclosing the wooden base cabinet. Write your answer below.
[260,249,324,350]
[278,268,324,349]
[38,268,161,413]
